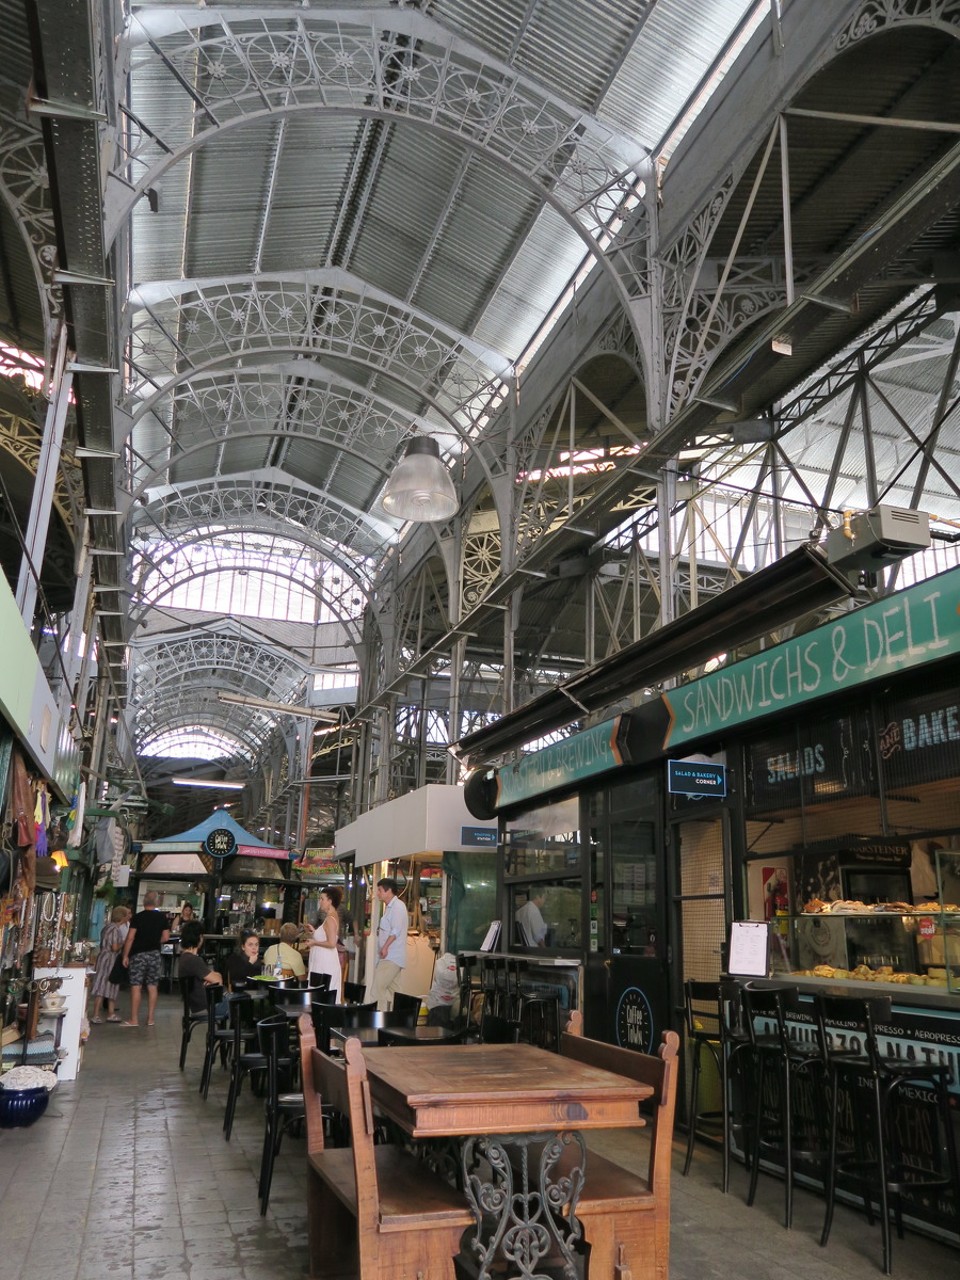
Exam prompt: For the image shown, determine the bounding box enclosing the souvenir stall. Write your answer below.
[1,745,86,1085]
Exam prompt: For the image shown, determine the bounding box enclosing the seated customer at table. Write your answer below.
[224,930,262,990]
[178,921,223,1013]
[262,922,306,979]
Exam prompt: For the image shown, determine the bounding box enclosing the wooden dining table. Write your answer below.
[360,1042,652,1280]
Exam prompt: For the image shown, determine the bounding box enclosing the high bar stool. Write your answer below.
[814,991,960,1274]
[717,978,755,1194]
[681,980,726,1178]
[742,982,828,1228]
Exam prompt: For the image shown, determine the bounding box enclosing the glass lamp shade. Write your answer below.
[381,437,459,522]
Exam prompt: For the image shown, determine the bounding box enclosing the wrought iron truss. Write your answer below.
[0,77,61,368]
[108,9,649,283]
[15,0,960,847]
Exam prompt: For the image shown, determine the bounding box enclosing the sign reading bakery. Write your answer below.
[876,676,960,788]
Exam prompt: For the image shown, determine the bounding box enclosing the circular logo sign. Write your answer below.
[203,827,238,859]
[615,986,654,1053]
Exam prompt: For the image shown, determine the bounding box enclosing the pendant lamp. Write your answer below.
[381,437,459,522]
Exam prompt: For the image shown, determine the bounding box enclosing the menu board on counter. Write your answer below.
[728,920,769,977]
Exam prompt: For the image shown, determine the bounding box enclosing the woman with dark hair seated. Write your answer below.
[178,921,223,1013]
[224,930,262,991]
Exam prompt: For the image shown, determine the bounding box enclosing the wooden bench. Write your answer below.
[562,1010,680,1280]
[298,1013,473,1280]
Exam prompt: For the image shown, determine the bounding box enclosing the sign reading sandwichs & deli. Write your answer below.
[663,565,960,750]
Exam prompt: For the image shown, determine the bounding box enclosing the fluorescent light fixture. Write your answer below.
[217,691,339,721]
[171,777,246,791]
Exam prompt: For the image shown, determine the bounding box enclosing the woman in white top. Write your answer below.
[305,887,342,1001]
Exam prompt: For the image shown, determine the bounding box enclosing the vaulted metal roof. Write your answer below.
[7,1,960,842]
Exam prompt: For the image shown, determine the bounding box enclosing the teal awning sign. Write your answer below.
[663,565,960,749]
[496,716,623,809]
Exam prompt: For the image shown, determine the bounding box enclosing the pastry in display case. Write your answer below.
[748,845,960,990]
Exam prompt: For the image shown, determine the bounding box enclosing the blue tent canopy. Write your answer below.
[141,808,290,859]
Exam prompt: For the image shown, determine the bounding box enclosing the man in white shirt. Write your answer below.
[369,877,408,1010]
[516,889,548,947]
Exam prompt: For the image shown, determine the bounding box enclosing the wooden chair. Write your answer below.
[561,1013,680,1280]
[299,1014,473,1279]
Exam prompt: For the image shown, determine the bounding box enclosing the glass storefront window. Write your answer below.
[505,796,581,949]
[608,778,658,956]
[511,879,582,949]
[504,796,580,877]
[587,791,605,953]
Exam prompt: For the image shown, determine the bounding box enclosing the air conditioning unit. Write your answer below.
[826,506,930,571]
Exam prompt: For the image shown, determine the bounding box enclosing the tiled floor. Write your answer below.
[0,993,956,1279]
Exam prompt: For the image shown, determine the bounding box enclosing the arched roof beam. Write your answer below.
[0,93,58,371]
[124,358,501,511]
[136,708,270,758]
[133,519,374,601]
[123,282,510,471]
[109,11,651,339]
[134,470,387,570]
[128,268,511,387]
[133,623,316,690]
[126,562,364,647]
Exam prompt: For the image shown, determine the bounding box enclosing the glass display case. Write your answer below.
[748,847,960,992]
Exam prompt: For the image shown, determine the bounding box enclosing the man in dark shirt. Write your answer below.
[121,890,171,1026]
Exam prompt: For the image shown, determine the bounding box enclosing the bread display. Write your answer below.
[801,899,959,915]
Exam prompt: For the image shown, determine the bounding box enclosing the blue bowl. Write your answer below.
[0,1086,50,1128]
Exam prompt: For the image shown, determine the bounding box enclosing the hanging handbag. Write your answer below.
[109,953,129,987]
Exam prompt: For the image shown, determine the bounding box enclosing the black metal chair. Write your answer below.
[682,979,725,1177]
[177,975,206,1070]
[814,991,960,1274]
[198,984,232,1099]
[305,971,332,989]
[478,1012,520,1044]
[392,991,422,1022]
[222,993,269,1141]
[310,999,378,1054]
[455,953,482,1036]
[741,982,828,1228]
[342,980,366,1004]
[517,993,561,1051]
[257,1013,305,1215]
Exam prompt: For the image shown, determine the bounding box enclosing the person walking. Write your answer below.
[121,891,170,1026]
[369,877,408,1011]
[89,905,131,1023]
